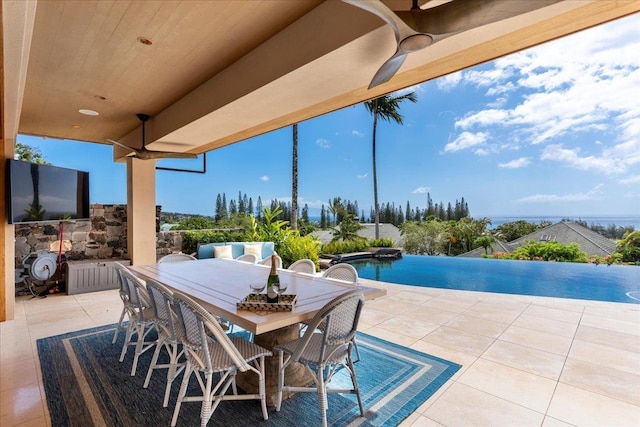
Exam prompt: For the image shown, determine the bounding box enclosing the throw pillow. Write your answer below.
[213,245,233,259]
[244,243,262,259]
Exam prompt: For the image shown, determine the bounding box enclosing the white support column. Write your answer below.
[126,158,157,266]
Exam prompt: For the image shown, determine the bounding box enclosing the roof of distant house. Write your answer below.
[459,221,617,258]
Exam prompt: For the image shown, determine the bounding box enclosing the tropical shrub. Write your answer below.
[494,220,542,242]
[331,215,363,241]
[491,240,588,262]
[588,253,623,265]
[247,206,291,251]
[277,234,321,269]
[616,231,640,263]
[401,221,447,255]
[474,234,497,254]
[369,238,394,248]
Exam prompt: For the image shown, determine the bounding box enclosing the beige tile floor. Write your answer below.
[1,280,639,426]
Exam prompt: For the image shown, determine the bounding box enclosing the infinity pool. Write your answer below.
[349,255,640,304]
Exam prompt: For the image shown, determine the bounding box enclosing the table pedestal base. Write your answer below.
[236,324,314,407]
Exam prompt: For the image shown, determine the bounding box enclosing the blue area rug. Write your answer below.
[37,324,460,426]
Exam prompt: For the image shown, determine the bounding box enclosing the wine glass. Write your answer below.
[249,282,265,296]
[275,282,288,302]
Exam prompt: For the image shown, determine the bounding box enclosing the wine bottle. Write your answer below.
[266,254,280,303]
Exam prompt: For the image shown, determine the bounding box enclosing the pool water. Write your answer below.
[349,255,640,304]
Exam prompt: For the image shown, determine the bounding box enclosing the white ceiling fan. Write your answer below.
[342,0,562,89]
[107,113,198,160]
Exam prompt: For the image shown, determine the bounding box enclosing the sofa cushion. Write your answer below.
[261,241,275,258]
[197,241,275,259]
[197,242,226,259]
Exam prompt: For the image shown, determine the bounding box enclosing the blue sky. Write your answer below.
[17,13,640,219]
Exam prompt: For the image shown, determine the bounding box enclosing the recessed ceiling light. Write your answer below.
[79,109,99,116]
[72,125,81,129]
[137,36,152,46]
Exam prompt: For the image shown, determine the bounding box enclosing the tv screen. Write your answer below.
[6,159,90,224]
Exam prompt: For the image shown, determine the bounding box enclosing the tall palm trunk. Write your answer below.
[372,113,380,239]
[291,123,298,230]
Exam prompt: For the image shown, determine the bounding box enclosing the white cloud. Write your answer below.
[474,148,490,156]
[316,138,330,149]
[486,96,509,108]
[540,144,634,174]
[455,109,509,129]
[260,175,269,182]
[447,14,640,165]
[515,184,604,203]
[443,131,488,153]
[619,175,640,185]
[486,83,516,96]
[357,173,368,179]
[352,130,364,137]
[436,72,462,91]
[411,186,431,194]
[499,157,531,169]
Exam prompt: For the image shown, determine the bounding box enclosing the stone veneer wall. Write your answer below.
[14,204,186,294]
[14,204,129,264]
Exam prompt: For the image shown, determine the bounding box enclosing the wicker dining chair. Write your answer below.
[118,267,159,376]
[112,262,134,344]
[236,253,259,263]
[158,253,197,263]
[275,289,365,427]
[319,263,361,362]
[322,263,358,283]
[143,279,185,407]
[261,253,283,269]
[171,293,272,427]
[288,259,316,274]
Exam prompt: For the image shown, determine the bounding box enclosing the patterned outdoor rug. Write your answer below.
[37,324,460,426]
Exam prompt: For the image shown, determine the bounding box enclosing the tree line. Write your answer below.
[162,191,471,232]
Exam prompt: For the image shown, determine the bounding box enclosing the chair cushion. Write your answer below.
[213,245,233,259]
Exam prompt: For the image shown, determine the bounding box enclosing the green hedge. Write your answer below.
[321,239,370,254]
[369,238,394,248]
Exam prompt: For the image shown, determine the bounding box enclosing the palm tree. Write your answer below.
[291,123,298,230]
[364,91,417,239]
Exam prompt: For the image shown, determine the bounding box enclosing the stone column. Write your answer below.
[126,158,156,266]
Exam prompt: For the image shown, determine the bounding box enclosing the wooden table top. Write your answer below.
[129,258,386,335]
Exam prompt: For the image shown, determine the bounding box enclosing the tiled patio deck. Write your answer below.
[1,279,639,426]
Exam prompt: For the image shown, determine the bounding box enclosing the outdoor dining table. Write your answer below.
[129,257,386,406]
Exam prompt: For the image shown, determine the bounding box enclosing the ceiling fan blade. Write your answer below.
[400,0,563,35]
[369,49,408,89]
[343,0,431,88]
[137,149,198,160]
[107,139,197,160]
[345,0,562,89]
[342,0,419,44]
[106,138,140,156]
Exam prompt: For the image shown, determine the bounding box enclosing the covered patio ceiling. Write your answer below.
[4,0,640,159]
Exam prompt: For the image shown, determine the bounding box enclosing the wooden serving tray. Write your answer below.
[236,294,297,312]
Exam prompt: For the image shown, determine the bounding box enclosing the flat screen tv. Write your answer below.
[6,159,90,224]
